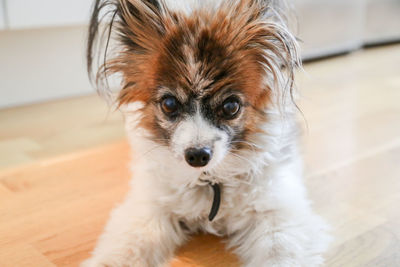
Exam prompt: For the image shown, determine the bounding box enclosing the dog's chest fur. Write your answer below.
[150,144,301,237]
[159,178,256,236]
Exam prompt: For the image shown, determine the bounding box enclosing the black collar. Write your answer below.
[208,183,221,221]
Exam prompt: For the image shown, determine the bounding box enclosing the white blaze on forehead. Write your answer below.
[182,45,213,94]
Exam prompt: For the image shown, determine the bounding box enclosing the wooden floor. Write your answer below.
[1,44,400,266]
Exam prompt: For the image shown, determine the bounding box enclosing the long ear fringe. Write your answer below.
[228,0,301,108]
[87,0,121,102]
[266,0,302,108]
[86,0,164,103]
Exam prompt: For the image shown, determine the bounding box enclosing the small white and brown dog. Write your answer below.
[83,0,330,266]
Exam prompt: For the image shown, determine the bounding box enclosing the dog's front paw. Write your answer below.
[243,257,301,267]
[81,256,149,267]
[243,252,325,267]
[80,257,121,267]
[81,257,108,267]
[81,258,100,267]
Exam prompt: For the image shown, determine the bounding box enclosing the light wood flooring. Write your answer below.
[1,44,400,266]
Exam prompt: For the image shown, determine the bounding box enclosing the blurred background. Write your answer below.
[0,0,400,108]
[1,1,400,266]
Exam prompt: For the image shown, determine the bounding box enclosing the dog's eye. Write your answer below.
[221,97,240,119]
[161,96,179,115]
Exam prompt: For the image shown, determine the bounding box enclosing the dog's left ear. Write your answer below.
[243,0,300,102]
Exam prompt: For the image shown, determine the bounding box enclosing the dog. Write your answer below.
[83,0,330,266]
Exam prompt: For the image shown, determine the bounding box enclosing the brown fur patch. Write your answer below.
[88,0,299,147]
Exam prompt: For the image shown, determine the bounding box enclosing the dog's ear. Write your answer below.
[227,0,299,105]
[87,0,164,101]
[117,0,164,52]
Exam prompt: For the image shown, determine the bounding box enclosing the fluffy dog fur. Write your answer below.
[83,0,331,266]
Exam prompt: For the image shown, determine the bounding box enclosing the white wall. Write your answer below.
[365,0,400,44]
[0,0,6,29]
[0,0,95,108]
[295,0,365,60]
[0,26,93,108]
[6,0,93,29]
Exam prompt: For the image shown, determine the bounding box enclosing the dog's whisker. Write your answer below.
[226,151,255,167]
[230,140,263,153]
[136,144,165,160]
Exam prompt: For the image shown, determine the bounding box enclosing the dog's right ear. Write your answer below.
[87,0,164,99]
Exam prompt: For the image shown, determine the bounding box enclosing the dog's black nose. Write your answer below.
[185,147,212,167]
